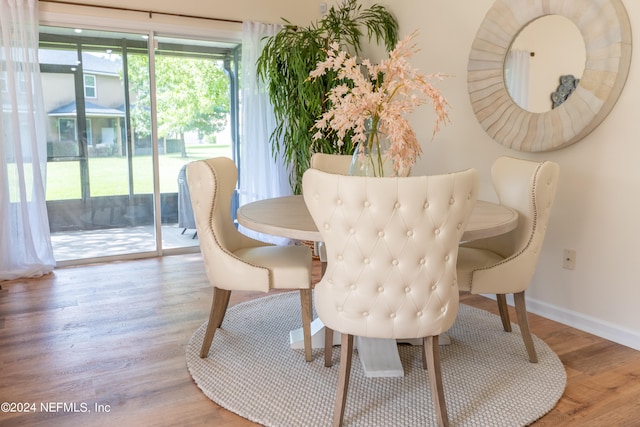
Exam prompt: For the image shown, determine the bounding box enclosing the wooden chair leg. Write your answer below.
[514,291,538,363]
[422,338,428,370]
[324,327,334,367]
[496,293,512,332]
[333,333,354,427]
[424,336,449,427]
[200,287,231,358]
[300,289,313,362]
[214,288,232,328]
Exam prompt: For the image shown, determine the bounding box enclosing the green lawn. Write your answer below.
[46,144,232,200]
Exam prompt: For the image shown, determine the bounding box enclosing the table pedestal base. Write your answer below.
[290,320,450,377]
[289,318,342,348]
[355,337,404,377]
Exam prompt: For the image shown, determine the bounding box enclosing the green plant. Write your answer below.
[256,0,398,194]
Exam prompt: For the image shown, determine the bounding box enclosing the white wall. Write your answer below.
[40,0,321,27]
[39,0,325,46]
[363,0,640,350]
[40,0,640,350]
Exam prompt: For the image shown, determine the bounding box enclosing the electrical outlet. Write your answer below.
[563,249,576,270]
[320,2,327,14]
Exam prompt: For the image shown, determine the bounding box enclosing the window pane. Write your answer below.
[151,35,236,245]
[84,74,96,98]
[40,26,239,263]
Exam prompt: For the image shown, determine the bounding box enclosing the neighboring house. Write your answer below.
[39,49,127,158]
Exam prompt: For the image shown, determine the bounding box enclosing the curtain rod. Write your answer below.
[39,1,242,25]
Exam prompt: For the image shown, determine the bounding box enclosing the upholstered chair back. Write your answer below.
[310,153,353,175]
[303,168,478,339]
[187,157,271,292]
[461,156,559,294]
[309,153,354,263]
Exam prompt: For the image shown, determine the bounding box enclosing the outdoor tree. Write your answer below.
[126,53,230,157]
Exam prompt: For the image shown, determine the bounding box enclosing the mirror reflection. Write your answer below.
[505,15,586,113]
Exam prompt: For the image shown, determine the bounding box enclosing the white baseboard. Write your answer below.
[481,294,640,352]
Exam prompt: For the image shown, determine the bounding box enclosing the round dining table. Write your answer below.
[236,195,518,377]
[237,195,518,243]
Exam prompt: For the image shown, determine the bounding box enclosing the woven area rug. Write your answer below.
[186,292,566,426]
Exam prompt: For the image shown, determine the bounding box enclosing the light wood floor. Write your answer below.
[1,253,639,426]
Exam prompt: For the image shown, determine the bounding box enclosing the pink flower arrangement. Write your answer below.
[309,32,450,175]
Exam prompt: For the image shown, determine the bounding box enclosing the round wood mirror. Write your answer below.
[467,0,632,152]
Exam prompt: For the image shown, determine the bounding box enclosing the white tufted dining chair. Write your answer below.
[187,157,313,362]
[456,156,559,363]
[303,168,478,427]
[310,152,353,175]
[309,153,353,266]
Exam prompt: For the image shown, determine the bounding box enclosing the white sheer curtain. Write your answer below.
[0,0,55,280]
[505,49,530,109]
[238,21,292,245]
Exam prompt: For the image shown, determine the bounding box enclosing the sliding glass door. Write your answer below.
[39,26,239,263]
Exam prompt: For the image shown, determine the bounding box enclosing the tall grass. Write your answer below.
[46,144,231,200]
